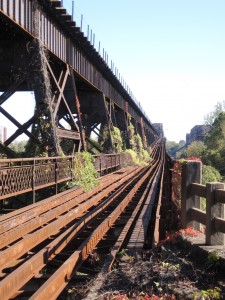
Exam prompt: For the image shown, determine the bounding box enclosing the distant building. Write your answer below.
[153,123,164,138]
[186,125,211,145]
[0,126,7,143]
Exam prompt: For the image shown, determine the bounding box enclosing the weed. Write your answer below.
[206,252,220,269]
[160,262,180,271]
[71,152,99,192]
[193,287,222,299]
[118,249,127,257]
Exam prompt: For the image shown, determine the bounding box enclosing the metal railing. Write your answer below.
[181,161,225,246]
[0,154,121,202]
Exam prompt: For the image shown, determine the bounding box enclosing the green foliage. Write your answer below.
[71,152,99,192]
[124,148,150,166]
[206,252,220,269]
[60,139,74,155]
[135,134,143,152]
[193,287,222,299]
[171,110,225,176]
[135,134,150,162]
[201,165,222,211]
[127,121,136,150]
[183,141,206,158]
[166,140,185,158]
[204,112,225,149]
[9,140,28,154]
[140,148,150,161]
[126,116,150,163]
[111,126,123,152]
[124,149,140,165]
[118,249,127,257]
[160,261,180,271]
[202,165,222,184]
[99,124,110,150]
[203,112,225,175]
[99,125,123,152]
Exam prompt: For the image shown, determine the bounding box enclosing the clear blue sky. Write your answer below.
[1,0,225,142]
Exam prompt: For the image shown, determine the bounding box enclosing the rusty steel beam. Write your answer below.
[0,79,25,106]
[0,106,40,143]
[70,66,87,151]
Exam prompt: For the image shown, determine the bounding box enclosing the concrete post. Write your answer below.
[206,182,225,245]
[181,161,202,230]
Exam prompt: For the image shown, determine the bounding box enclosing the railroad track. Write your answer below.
[0,142,166,299]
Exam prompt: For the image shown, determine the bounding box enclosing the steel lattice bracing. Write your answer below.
[0,0,160,156]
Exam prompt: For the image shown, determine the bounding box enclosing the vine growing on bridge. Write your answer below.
[99,125,123,152]
[70,152,99,192]
[126,117,150,165]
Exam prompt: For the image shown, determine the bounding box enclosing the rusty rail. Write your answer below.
[0,167,124,236]
[0,153,121,202]
[0,167,137,249]
[0,165,147,299]
[0,167,141,269]
[102,144,165,271]
[29,165,155,299]
[127,144,165,249]
[0,143,166,299]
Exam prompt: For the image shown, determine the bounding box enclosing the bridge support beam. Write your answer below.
[0,73,42,157]
[114,109,129,149]
[26,39,63,156]
[76,91,116,152]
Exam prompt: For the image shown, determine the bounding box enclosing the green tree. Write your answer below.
[166,140,185,157]
[202,165,221,184]
[203,112,225,175]
[166,141,179,157]
[183,141,206,158]
[9,140,28,153]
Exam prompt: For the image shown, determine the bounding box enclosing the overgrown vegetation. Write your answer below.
[9,140,28,153]
[202,165,222,184]
[166,140,185,157]
[125,117,150,165]
[69,152,99,192]
[111,126,123,152]
[124,148,150,166]
[98,121,150,166]
[99,125,124,153]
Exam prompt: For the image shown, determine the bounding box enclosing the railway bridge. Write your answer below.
[0,2,178,299]
[0,0,161,158]
[0,2,225,299]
